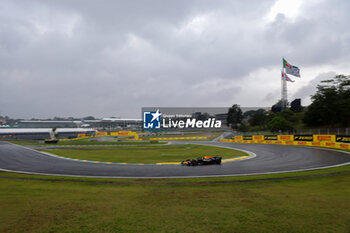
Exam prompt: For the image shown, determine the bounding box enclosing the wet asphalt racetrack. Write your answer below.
[0,141,349,178]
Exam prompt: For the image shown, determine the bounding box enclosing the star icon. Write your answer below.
[151,109,162,122]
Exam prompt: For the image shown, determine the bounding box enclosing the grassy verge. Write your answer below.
[38,144,247,163]
[0,170,349,232]
[1,163,350,184]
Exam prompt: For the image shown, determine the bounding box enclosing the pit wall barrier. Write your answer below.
[219,134,350,150]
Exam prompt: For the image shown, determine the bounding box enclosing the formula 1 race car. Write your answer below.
[181,159,198,166]
[181,156,222,166]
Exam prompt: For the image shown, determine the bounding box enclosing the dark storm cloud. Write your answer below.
[0,0,349,118]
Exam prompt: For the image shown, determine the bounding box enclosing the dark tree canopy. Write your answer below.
[279,109,298,123]
[243,110,257,118]
[226,104,243,129]
[248,109,268,127]
[268,116,294,132]
[303,75,350,127]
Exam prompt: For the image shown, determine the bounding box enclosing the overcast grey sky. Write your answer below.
[0,0,349,118]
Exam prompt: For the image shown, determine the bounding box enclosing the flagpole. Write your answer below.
[281,57,300,109]
[282,58,284,109]
[281,57,283,104]
[283,68,287,109]
[282,57,287,109]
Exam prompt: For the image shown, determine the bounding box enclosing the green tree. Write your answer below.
[279,109,298,123]
[238,122,250,132]
[227,104,243,129]
[303,75,350,127]
[248,109,268,127]
[268,116,294,132]
[243,110,256,118]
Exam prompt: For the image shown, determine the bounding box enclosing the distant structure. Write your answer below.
[18,118,142,130]
[214,113,228,126]
[290,98,302,112]
[281,75,288,109]
[83,118,142,130]
[19,120,81,128]
[0,128,96,140]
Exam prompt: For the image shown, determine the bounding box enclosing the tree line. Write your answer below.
[227,74,350,132]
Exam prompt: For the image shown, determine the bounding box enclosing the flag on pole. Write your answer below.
[283,58,300,77]
[282,71,294,82]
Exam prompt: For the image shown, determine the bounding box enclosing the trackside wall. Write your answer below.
[219,134,350,150]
